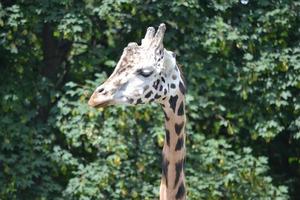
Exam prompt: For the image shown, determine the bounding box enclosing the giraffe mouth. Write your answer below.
[88,91,114,108]
[94,101,111,108]
[88,98,113,108]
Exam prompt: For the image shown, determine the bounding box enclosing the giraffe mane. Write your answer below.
[177,63,186,88]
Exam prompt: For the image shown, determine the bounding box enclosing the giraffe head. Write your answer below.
[88,23,185,108]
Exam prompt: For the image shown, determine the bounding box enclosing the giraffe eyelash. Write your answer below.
[137,69,154,77]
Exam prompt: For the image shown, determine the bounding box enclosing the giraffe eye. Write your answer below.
[137,69,154,77]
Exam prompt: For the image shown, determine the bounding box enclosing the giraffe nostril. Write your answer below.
[98,88,104,93]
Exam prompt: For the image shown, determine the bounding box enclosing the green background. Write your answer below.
[0,0,299,199]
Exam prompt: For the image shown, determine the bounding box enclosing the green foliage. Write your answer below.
[1,0,300,199]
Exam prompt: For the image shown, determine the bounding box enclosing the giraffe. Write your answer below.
[88,23,186,200]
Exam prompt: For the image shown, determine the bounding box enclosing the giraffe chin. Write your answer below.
[91,101,112,108]
[89,99,130,108]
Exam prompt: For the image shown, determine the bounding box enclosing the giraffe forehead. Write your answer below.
[114,55,140,75]
[116,58,158,77]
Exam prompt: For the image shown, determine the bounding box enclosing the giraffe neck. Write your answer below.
[160,91,186,200]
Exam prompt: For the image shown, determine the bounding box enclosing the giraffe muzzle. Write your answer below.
[88,91,114,108]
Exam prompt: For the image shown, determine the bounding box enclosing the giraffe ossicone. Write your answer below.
[88,23,186,200]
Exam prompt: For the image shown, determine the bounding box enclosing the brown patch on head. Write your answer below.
[116,66,127,75]
[115,46,142,75]
[153,79,160,90]
[113,79,121,87]
[136,98,142,104]
[145,91,153,98]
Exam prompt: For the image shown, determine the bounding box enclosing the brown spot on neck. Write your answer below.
[160,92,186,200]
